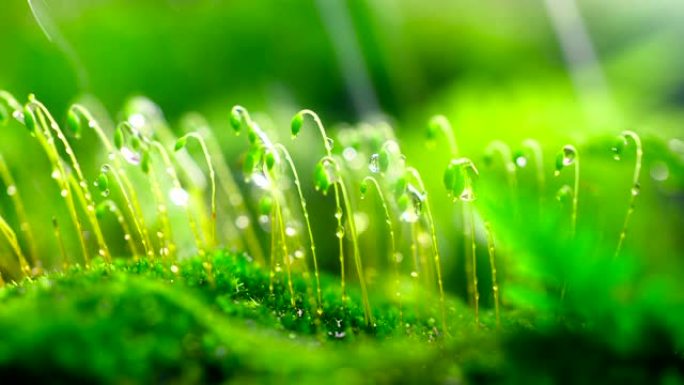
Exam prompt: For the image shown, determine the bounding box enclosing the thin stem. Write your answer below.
[0,214,30,277]
[196,121,265,265]
[521,139,545,203]
[100,164,152,259]
[405,167,447,334]
[97,200,141,258]
[178,133,217,249]
[615,131,642,258]
[323,156,373,325]
[484,221,500,327]
[148,140,205,256]
[147,161,175,260]
[0,153,38,264]
[274,191,296,307]
[293,110,347,302]
[361,176,401,321]
[469,201,480,326]
[26,102,89,265]
[52,217,69,270]
[70,106,152,256]
[275,143,321,310]
[429,115,458,156]
[28,98,111,263]
[572,154,580,238]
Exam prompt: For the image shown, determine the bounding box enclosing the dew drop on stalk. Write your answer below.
[121,147,141,165]
[631,184,640,196]
[100,189,110,198]
[285,226,297,237]
[335,225,345,239]
[294,249,305,259]
[394,252,404,263]
[60,189,68,198]
[51,169,61,180]
[369,153,381,173]
[169,187,189,207]
[410,271,419,278]
[515,155,528,168]
[334,207,343,220]
[325,137,334,150]
[6,185,16,196]
[235,215,250,229]
[342,147,357,161]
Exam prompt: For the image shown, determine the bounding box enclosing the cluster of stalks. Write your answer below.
[0,90,644,334]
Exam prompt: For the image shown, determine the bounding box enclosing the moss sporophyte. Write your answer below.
[0,91,653,358]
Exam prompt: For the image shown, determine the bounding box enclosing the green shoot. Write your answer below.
[427,115,458,156]
[175,133,217,249]
[444,157,481,325]
[291,110,348,305]
[274,143,322,311]
[320,155,373,325]
[69,105,152,258]
[360,175,401,320]
[555,144,580,237]
[51,216,69,270]
[0,213,30,278]
[404,167,447,334]
[612,130,643,258]
[0,153,38,264]
[96,200,141,258]
[26,96,111,263]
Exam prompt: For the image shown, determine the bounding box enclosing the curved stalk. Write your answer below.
[614,131,642,258]
[147,139,205,256]
[555,145,580,237]
[27,97,111,263]
[0,214,30,277]
[176,133,217,249]
[291,109,347,302]
[521,139,546,201]
[427,115,458,156]
[97,200,141,258]
[0,153,38,264]
[274,143,322,310]
[23,101,89,265]
[69,105,152,256]
[188,116,264,264]
[405,167,447,334]
[361,176,402,320]
[323,156,373,325]
[484,221,500,327]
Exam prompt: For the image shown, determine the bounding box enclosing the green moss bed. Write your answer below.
[0,252,682,384]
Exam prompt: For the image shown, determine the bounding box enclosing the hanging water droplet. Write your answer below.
[515,155,528,168]
[631,184,640,196]
[120,147,141,165]
[285,226,297,237]
[325,137,334,150]
[335,225,345,238]
[369,153,381,173]
[51,169,61,180]
[459,187,475,202]
[235,215,250,229]
[562,145,576,166]
[334,207,343,220]
[251,172,271,190]
[60,189,68,198]
[169,187,189,207]
[6,185,17,196]
[101,189,110,198]
[124,234,132,241]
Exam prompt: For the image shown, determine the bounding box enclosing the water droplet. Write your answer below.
[124,234,132,241]
[410,271,419,278]
[60,189,68,198]
[394,252,404,263]
[515,155,528,168]
[100,189,110,198]
[325,137,334,150]
[120,147,141,166]
[294,249,305,259]
[335,225,345,238]
[98,248,106,257]
[251,172,271,189]
[333,331,346,339]
[235,215,250,229]
[156,231,164,239]
[342,147,357,161]
[334,207,343,220]
[459,187,475,202]
[562,145,576,166]
[6,185,17,196]
[285,226,297,237]
[51,169,61,180]
[650,161,669,182]
[631,184,640,196]
[169,187,189,207]
[128,113,146,129]
[369,153,381,173]
[170,265,179,274]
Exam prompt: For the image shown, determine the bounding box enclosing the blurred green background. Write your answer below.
[1,0,683,286]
